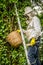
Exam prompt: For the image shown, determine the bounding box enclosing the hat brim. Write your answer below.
[24,10,33,15]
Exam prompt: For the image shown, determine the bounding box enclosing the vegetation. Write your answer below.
[0,0,43,65]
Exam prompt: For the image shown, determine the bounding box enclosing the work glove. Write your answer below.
[26,38,36,46]
[17,29,21,33]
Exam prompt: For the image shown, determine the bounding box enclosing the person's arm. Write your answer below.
[26,37,36,46]
[33,16,41,36]
[17,29,27,34]
[22,29,27,34]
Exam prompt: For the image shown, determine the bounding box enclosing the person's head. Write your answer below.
[24,7,37,21]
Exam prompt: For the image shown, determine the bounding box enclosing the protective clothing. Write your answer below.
[17,29,21,33]
[30,37,36,46]
[25,16,41,40]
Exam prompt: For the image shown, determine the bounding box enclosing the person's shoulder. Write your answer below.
[33,16,39,19]
[33,16,40,21]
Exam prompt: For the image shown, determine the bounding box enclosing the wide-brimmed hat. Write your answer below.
[24,7,33,15]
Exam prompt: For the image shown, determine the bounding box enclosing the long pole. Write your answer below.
[15,4,31,65]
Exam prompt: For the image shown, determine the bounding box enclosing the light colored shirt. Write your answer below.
[25,16,41,40]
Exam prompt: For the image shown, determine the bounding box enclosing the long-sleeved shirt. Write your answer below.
[25,16,41,40]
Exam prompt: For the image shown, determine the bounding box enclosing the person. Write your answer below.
[23,7,42,65]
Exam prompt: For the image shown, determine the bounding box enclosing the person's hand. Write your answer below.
[17,30,21,33]
[22,29,26,34]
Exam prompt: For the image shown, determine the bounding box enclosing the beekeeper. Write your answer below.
[24,7,42,65]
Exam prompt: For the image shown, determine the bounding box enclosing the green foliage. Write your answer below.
[9,0,18,3]
[0,0,43,65]
[38,14,43,29]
